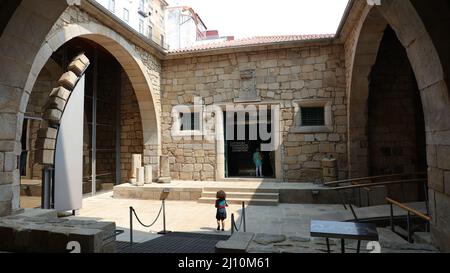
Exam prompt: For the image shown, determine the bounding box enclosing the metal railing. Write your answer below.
[231,202,247,235]
[386,197,432,243]
[331,178,428,213]
[325,172,427,207]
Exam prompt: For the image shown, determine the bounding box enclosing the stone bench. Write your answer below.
[0,209,116,253]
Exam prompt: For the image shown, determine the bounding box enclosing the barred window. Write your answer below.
[301,107,325,126]
[180,112,201,131]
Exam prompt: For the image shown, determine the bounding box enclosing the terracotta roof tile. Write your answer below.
[169,34,335,53]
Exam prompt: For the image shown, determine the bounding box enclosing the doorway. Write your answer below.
[224,109,275,178]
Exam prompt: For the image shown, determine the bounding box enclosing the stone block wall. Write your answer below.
[161,44,348,182]
[120,71,144,183]
[368,27,426,178]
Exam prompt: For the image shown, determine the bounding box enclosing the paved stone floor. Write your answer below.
[72,191,344,243]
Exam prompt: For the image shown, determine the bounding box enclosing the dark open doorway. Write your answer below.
[224,110,275,178]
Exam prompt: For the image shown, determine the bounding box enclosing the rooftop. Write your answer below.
[169,34,335,53]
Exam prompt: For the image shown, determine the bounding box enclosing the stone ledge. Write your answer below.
[215,232,255,253]
[0,209,116,253]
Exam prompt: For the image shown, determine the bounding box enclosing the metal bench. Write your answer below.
[310,220,379,253]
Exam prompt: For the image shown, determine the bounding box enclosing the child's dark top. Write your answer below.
[215,198,228,220]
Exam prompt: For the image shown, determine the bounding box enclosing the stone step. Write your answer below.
[377,227,410,247]
[413,232,433,245]
[201,191,279,200]
[203,187,278,194]
[198,197,279,206]
[393,225,410,239]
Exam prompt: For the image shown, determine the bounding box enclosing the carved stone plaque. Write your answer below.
[234,69,261,103]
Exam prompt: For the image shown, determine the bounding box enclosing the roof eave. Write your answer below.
[165,37,335,59]
[335,0,355,39]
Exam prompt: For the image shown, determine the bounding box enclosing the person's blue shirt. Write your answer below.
[253,152,263,167]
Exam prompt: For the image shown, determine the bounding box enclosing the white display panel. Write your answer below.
[54,75,85,212]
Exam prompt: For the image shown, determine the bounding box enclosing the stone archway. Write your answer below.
[0,0,71,215]
[347,0,450,251]
[28,22,161,160]
[0,2,162,216]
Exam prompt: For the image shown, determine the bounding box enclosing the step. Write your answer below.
[203,187,278,194]
[377,227,410,247]
[393,225,410,239]
[201,191,279,201]
[413,232,433,245]
[198,197,279,206]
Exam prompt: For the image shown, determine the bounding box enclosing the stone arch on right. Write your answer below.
[345,0,450,251]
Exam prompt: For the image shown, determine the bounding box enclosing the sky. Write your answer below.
[166,0,350,39]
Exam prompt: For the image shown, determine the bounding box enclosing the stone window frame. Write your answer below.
[172,105,205,137]
[292,99,333,133]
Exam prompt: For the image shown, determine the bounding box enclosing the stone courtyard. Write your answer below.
[1,0,450,254]
[68,192,439,253]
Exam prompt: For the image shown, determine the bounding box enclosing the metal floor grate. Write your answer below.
[118,232,230,253]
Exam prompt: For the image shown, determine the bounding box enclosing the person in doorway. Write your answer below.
[253,148,264,177]
[215,190,228,231]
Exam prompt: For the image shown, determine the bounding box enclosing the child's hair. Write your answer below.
[216,190,226,199]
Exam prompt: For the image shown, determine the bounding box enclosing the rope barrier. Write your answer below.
[129,203,164,245]
[130,204,163,229]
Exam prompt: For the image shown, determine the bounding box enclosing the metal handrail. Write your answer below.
[103,229,125,243]
[324,172,427,187]
[332,178,428,218]
[332,178,427,191]
[386,197,431,243]
[386,197,431,222]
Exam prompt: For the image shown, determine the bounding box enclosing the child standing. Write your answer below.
[215,190,228,231]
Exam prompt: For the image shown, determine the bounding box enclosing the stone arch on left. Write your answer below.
[0,1,161,216]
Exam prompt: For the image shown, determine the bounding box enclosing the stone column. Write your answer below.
[130,154,142,185]
[322,156,338,182]
[145,165,153,184]
[157,155,171,183]
[136,167,145,187]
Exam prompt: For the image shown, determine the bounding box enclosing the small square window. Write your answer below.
[301,107,325,126]
[108,0,115,12]
[180,112,201,131]
[123,8,129,22]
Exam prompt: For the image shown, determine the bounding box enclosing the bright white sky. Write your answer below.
[166,0,350,38]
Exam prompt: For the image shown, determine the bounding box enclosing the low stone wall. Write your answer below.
[113,183,202,201]
[0,209,117,253]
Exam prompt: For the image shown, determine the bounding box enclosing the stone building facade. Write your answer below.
[161,42,348,182]
[0,0,450,251]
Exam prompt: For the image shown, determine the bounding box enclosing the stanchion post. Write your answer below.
[158,189,172,235]
[231,213,235,235]
[162,199,166,233]
[130,207,133,246]
[242,202,246,232]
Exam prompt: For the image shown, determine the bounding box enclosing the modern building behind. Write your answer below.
[165,6,207,50]
[95,0,168,47]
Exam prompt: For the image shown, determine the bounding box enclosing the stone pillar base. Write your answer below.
[156,177,171,184]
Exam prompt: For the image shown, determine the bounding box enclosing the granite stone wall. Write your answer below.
[161,44,348,182]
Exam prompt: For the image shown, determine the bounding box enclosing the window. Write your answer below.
[108,0,115,12]
[123,8,129,22]
[139,17,144,34]
[301,107,325,126]
[180,112,201,131]
[293,99,333,133]
[171,106,205,137]
[160,34,165,46]
[139,0,145,11]
[147,25,153,39]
